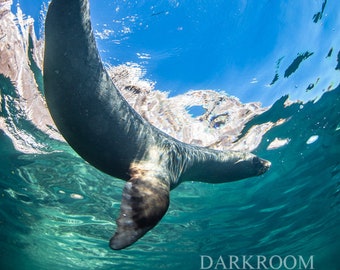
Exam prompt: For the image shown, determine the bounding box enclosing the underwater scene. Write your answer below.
[1,0,340,269]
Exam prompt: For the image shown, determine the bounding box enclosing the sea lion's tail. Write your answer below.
[110,148,171,250]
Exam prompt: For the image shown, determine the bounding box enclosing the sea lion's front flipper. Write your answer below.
[110,168,170,250]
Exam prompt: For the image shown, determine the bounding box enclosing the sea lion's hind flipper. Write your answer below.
[109,175,170,250]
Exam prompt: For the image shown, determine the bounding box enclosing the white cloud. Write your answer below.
[94,28,114,40]
[136,52,151,60]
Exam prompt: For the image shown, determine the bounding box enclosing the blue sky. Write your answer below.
[15,0,340,106]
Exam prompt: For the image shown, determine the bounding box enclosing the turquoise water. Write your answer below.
[1,77,339,269]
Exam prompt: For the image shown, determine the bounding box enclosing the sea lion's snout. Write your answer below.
[253,157,271,175]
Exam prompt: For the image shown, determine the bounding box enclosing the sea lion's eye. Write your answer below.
[253,157,260,166]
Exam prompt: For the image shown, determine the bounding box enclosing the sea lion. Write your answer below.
[43,0,271,250]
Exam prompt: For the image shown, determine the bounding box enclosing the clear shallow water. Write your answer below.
[1,85,339,269]
[1,0,340,269]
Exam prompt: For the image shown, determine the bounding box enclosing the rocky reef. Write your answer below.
[0,0,278,153]
[110,64,276,151]
[0,0,62,153]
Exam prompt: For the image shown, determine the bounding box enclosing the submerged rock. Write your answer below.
[110,64,272,151]
[0,0,62,153]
